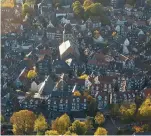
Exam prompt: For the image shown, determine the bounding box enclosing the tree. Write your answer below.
[94,127,108,135]
[27,69,37,79]
[110,104,120,117]
[72,1,84,18]
[119,103,136,122]
[85,116,93,129]
[69,120,87,135]
[94,112,105,126]
[83,0,93,11]
[10,110,36,135]
[64,131,77,135]
[126,0,136,6]
[132,126,144,133]
[137,96,151,120]
[22,3,30,17]
[73,91,81,96]
[87,98,97,116]
[86,3,104,16]
[94,0,110,6]
[34,114,48,135]
[0,115,5,123]
[51,114,71,134]
[45,130,59,135]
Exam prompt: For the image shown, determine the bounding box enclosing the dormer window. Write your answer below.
[104,84,107,88]
[73,98,75,102]
[54,101,56,104]
[105,96,107,100]
[66,100,68,103]
[109,84,111,88]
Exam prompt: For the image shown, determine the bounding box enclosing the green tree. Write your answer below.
[87,98,97,116]
[86,3,104,16]
[45,130,59,135]
[94,127,108,135]
[51,114,71,134]
[34,114,48,135]
[94,112,105,126]
[110,104,120,117]
[69,120,87,135]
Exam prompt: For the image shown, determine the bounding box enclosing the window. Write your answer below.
[84,99,86,102]
[77,98,80,102]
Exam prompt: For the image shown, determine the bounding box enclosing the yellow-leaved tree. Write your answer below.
[69,120,87,135]
[119,103,136,122]
[94,112,105,126]
[137,96,151,120]
[73,91,81,96]
[45,130,59,135]
[94,127,108,135]
[27,69,37,79]
[10,110,36,135]
[51,114,71,134]
[34,114,48,135]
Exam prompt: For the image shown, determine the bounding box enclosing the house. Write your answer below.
[67,78,85,92]
[70,96,87,111]
[52,59,72,76]
[85,17,102,30]
[36,55,52,75]
[95,92,109,110]
[59,40,80,60]
[124,4,133,15]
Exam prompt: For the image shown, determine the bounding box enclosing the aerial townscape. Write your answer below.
[1,0,151,135]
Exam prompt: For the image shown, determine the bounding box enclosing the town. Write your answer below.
[1,0,151,135]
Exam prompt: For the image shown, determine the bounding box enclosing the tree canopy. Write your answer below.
[69,120,87,135]
[51,114,71,134]
[137,96,151,120]
[94,127,108,135]
[34,114,48,134]
[94,112,105,126]
[45,130,59,135]
[73,91,81,96]
[119,103,136,122]
[10,110,36,135]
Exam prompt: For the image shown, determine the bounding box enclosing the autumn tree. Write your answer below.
[64,131,77,135]
[45,130,59,135]
[132,126,144,133]
[119,103,136,122]
[51,114,71,134]
[34,114,48,135]
[10,110,36,135]
[69,120,87,135]
[94,127,108,135]
[27,69,37,79]
[137,96,151,121]
[85,116,93,129]
[83,0,93,11]
[94,112,105,126]
[73,91,81,96]
[72,1,84,18]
